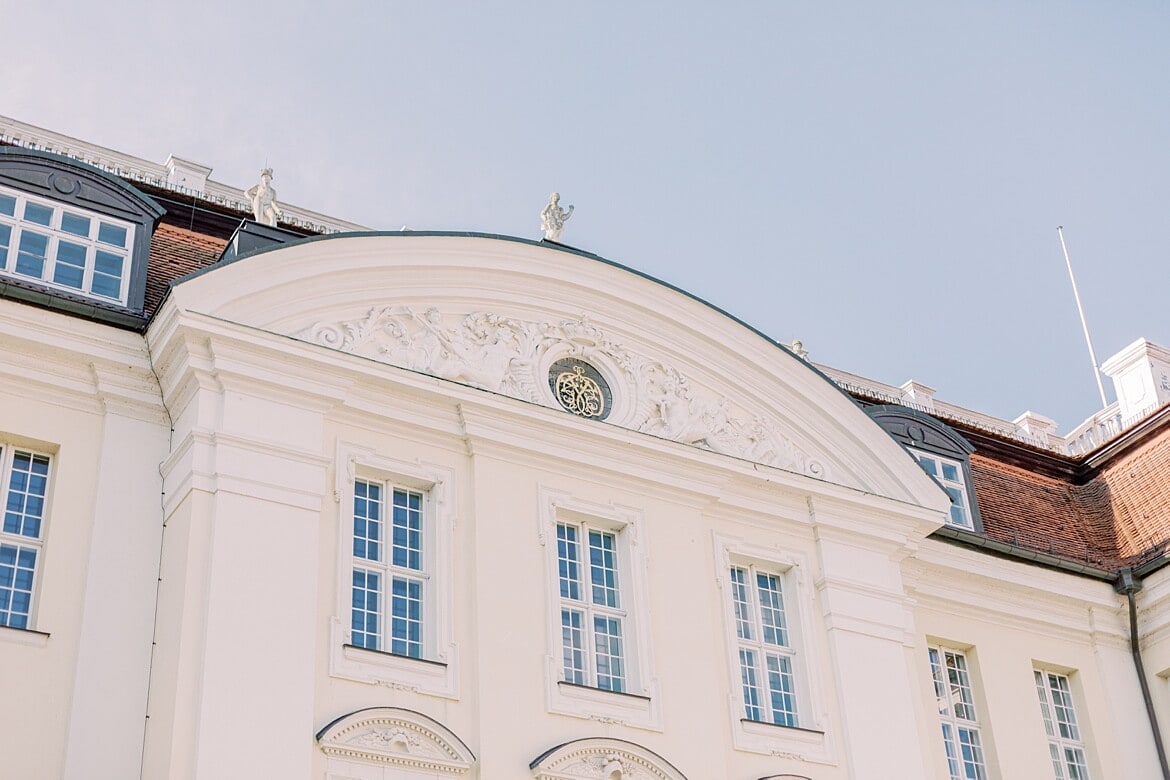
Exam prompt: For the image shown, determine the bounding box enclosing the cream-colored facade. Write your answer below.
[1,139,1168,779]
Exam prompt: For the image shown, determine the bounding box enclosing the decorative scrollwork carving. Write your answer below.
[297,306,828,480]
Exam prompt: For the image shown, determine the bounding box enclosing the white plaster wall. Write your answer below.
[0,301,169,780]
[909,542,1159,780]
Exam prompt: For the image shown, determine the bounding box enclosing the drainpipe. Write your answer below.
[1116,567,1170,779]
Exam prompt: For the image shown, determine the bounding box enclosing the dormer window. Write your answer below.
[867,405,984,533]
[0,148,162,317]
[911,450,972,529]
[0,186,135,304]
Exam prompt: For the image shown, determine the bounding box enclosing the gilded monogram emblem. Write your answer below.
[555,365,605,418]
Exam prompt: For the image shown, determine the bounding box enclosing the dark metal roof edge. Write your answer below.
[931,525,1116,582]
[0,146,165,220]
[0,280,145,330]
[163,230,868,412]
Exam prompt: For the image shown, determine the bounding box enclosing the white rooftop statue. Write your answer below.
[540,192,574,241]
[245,167,284,227]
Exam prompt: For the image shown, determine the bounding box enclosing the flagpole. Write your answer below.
[1057,226,1108,408]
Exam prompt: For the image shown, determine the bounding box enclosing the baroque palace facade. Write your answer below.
[1,115,1170,780]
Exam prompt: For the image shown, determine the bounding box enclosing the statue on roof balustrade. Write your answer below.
[245,167,284,227]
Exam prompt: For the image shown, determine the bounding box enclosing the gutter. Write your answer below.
[1115,568,1170,779]
[931,526,1115,581]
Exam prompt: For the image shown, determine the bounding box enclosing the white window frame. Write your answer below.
[0,444,53,635]
[714,535,834,763]
[911,449,973,529]
[329,442,459,699]
[0,183,135,305]
[1034,667,1092,780]
[928,644,990,780]
[538,486,660,730]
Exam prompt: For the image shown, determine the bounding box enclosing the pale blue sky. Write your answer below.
[6,2,1168,431]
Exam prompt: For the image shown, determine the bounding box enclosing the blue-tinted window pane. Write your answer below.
[94,250,123,276]
[352,479,382,562]
[739,648,762,721]
[391,489,422,571]
[557,524,581,600]
[730,567,753,640]
[5,452,49,539]
[0,543,36,628]
[23,202,52,226]
[592,615,625,692]
[390,576,422,657]
[0,194,15,216]
[0,224,10,269]
[350,569,380,650]
[766,654,798,726]
[942,462,960,481]
[53,240,87,289]
[91,250,124,299]
[15,231,48,278]
[757,573,788,646]
[97,222,127,247]
[561,608,586,684]
[61,213,91,237]
[588,530,619,608]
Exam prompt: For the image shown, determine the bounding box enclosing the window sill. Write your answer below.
[733,712,836,764]
[546,662,661,731]
[328,620,459,700]
[0,624,50,648]
[558,680,652,703]
[740,718,825,736]
[344,644,448,669]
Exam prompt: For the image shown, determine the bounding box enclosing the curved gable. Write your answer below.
[164,233,950,509]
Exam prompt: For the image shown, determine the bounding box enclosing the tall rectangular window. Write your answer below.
[730,564,799,727]
[0,448,52,630]
[928,646,989,780]
[350,478,427,658]
[1034,669,1091,780]
[557,521,627,692]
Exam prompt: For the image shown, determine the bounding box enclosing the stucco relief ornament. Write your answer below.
[245,167,283,226]
[297,307,827,479]
[540,192,574,241]
[352,727,422,753]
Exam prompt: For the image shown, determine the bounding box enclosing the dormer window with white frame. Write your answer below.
[0,185,135,304]
[911,450,973,529]
[867,405,984,533]
[0,148,162,317]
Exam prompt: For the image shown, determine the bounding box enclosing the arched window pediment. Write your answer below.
[530,737,687,780]
[866,404,974,460]
[316,707,475,774]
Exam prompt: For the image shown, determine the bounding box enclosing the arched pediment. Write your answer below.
[316,707,475,773]
[165,233,950,509]
[530,737,686,780]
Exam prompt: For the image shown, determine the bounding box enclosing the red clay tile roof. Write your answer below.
[144,223,228,318]
[970,455,1120,567]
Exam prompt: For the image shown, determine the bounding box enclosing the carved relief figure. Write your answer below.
[245,167,284,226]
[298,306,828,479]
[540,192,574,241]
